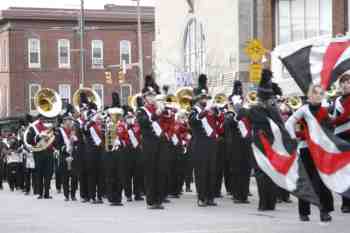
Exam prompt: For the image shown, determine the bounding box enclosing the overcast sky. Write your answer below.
[0,0,155,10]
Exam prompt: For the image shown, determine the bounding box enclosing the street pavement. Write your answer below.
[0,181,349,233]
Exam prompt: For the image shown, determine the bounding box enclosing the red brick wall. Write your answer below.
[6,20,154,116]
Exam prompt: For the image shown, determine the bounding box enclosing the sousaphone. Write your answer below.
[72,88,102,112]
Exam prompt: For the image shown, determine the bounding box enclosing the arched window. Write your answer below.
[184,18,206,75]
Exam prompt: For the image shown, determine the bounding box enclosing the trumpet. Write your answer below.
[286,96,303,110]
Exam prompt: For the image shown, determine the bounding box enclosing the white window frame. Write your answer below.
[58,39,71,69]
[58,84,71,104]
[91,40,104,69]
[120,40,132,65]
[120,84,132,106]
[29,83,41,113]
[28,38,41,68]
[92,84,104,107]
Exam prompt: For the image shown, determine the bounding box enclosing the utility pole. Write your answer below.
[80,0,85,87]
[133,0,144,91]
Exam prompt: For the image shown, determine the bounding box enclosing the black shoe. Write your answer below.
[248,192,253,197]
[283,198,293,203]
[169,194,180,199]
[57,189,61,194]
[37,195,43,199]
[320,212,332,222]
[81,198,89,203]
[44,195,52,199]
[90,198,96,204]
[24,192,30,195]
[134,196,144,201]
[234,199,250,204]
[215,194,223,198]
[299,215,310,222]
[156,204,165,209]
[64,197,69,202]
[71,197,77,201]
[110,202,123,206]
[197,200,207,207]
[207,200,218,206]
[276,198,283,203]
[147,204,158,209]
[341,206,350,213]
[186,187,192,192]
[96,199,103,204]
[162,199,171,203]
[127,197,132,202]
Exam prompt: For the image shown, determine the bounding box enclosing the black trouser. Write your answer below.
[34,150,53,197]
[175,152,188,194]
[167,145,180,196]
[214,138,225,196]
[86,146,104,200]
[143,135,163,206]
[255,168,277,210]
[16,163,24,190]
[0,160,4,189]
[78,147,88,200]
[184,155,193,189]
[123,147,143,198]
[105,151,123,203]
[63,169,78,199]
[298,148,334,216]
[24,168,35,193]
[7,163,18,191]
[159,139,173,200]
[54,159,63,192]
[193,138,217,202]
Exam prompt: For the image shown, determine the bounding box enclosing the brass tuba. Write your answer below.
[23,88,61,152]
[175,87,193,112]
[128,93,142,110]
[72,88,102,112]
[213,93,227,108]
[35,88,63,118]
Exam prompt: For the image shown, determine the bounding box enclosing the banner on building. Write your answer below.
[175,71,194,88]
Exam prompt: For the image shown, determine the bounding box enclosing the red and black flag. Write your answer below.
[280,38,350,94]
[238,106,319,205]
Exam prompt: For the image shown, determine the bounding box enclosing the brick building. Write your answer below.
[0,5,154,117]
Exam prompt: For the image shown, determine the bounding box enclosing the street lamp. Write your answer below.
[132,0,144,91]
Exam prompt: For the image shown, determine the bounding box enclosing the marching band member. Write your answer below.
[23,147,35,195]
[24,114,55,199]
[118,106,144,202]
[5,136,20,191]
[286,84,334,222]
[225,81,251,204]
[137,75,165,209]
[237,69,278,211]
[104,92,124,206]
[331,72,350,213]
[76,93,89,202]
[84,103,104,204]
[189,74,219,207]
[173,110,192,196]
[55,113,79,202]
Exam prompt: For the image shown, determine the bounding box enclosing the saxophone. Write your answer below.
[104,107,124,152]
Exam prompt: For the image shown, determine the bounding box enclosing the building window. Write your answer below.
[28,38,41,68]
[91,40,104,69]
[29,84,41,112]
[120,84,132,105]
[58,39,70,68]
[276,0,332,44]
[120,40,131,65]
[184,18,206,76]
[92,84,104,107]
[59,84,71,105]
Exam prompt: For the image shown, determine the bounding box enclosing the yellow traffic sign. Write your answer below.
[244,39,267,63]
[249,63,263,84]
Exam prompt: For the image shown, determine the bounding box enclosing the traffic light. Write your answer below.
[105,71,112,84]
[118,71,125,83]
